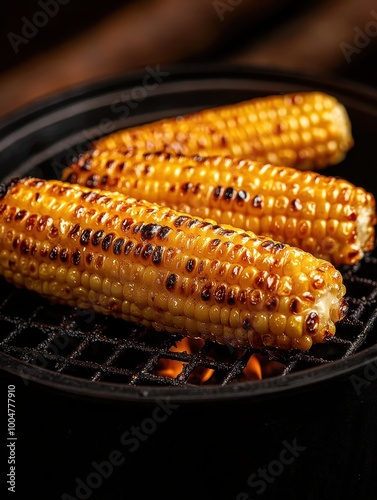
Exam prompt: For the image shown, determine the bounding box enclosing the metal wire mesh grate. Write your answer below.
[1,247,377,388]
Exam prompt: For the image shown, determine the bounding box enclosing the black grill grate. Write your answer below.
[1,249,377,388]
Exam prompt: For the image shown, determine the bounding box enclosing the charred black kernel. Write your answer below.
[224,187,234,200]
[227,289,236,305]
[249,290,262,306]
[141,223,161,240]
[92,230,104,246]
[20,240,29,255]
[124,241,134,255]
[86,253,93,264]
[60,248,69,262]
[69,224,81,238]
[105,159,115,169]
[40,247,48,258]
[242,317,252,331]
[25,215,38,231]
[174,215,188,227]
[142,243,154,259]
[213,186,222,199]
[290,298,300,314]
[117,162,125,172]
[134,243,143,257]
[132,223,144,234]
[121,218,134,232]
[49,225,59,238]
[181,182,192,193]
[186,258,195,272]
[214,285,226,303]
[157,226,171,240]
[72,250,81,266]
[86,175,99,188]
[49,247,59,260]
[201,284,212,301]
[236,190,248,202]
[218,228,236,237]
[165,274,177,291]
[101,175,109,186]
[102,234,114,251]
[64,172,78,184]
[261,240,285,252]
[305,311,319,334]
[36,216,50,232]
[80,229,92,246]
[12,237,20,249]
[265,296,278,311]
[185,219,200,228]
[152,246,164,265]
[15,210,27,221]
[198,261,205,274]
[169,185,176,193]
[252,195,263,208]
[113,238,124,255]
[209,239,221,251]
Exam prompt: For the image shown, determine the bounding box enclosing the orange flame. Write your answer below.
[155,337,215,383]
[243,354,263,381]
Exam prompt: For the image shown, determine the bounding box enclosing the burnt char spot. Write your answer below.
[134,243,143,257]
[64,172,78,184]
[69,224,81,239]
[25,215,38,231]
[174,215,189,227]
[252,195,263,208]
[101,175,109,186]
[36,215,50,232]
[261,240,285,252]
[227,289,236,305]
[102,234,114,251]
[15,210,27,222]
[157,226,171,240]
[210,239,221,251]
[152,246,164,265]
[121,218,134,232]
[242,317,251,330]
[186,258,196,272]
[86,253,93,265]
[249,290,262,306]
[86,174,100,188]
[92,230,104,246]
[265,296,278,311]
[133,223,144,234]
[60,248,69,262]
[224,187,235,200]
[49,225,59,238]
[213,186,222,199]
[198,261,205,274]
[166,273,177,291]
[40,247,48,258]
[305,311,319,334]
[49,247,59,260]
[141,223,162,240]
[214,285,226,303]
[113,238,124,255]
[181,182,193,193]
[290,298,300,314]
[20,240,29,255]
[201,283,212,301]
[142,243,154,259]
[124,241,134,255]
[80,229,92,246]
[186,219,201,228]
[72,250,81,266]
[291,199,302,211]
[12,237,20,249]
[218,228,236,237]
[236,190,248,203]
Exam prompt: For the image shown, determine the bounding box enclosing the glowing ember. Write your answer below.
[243,354,263,380]
[242,353,286,381]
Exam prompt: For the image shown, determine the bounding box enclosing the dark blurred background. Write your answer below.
[1,0,377,117]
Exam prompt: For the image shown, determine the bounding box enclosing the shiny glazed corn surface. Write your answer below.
[95,91,354,170]
[62,149,376,267]
[0,177,347,351]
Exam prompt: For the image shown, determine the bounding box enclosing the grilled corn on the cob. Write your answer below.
[0,177,348,351]
[62,149,376,267]
[94,91,353,170]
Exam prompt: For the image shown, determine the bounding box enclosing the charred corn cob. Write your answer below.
[94,91,354,170]
[0,177,348,351]
[62,149,376,267]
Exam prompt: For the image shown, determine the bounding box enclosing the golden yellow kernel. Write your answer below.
[275,334,292,349]
[286,315,303,338]
[66,268,81,287]
[269,313,287,335]
[194,302,210,323]
[111,281,123,299]
[291,335,312,351]
[252,313,269,335]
